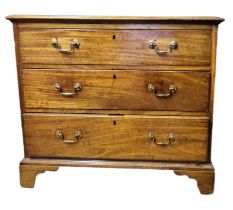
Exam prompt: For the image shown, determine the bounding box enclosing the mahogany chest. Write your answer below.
[7,15,224,194]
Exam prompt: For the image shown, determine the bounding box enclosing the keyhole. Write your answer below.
[113,74,116,79]
[112,35,116,40]
[113,120,116,126]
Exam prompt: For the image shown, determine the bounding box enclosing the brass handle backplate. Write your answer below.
[148,132,175,146]
[51,38,80,54]
[56,130,83,144]
[148,84,176,98]
[148,40,178,55]
[54,83,82,97]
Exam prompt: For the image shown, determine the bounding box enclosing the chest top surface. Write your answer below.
[6,15,224,24]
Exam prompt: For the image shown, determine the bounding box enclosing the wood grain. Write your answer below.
[6,15,224,24]
[19,29,211,66]
[23,114,209,162]
[21,157,214,169]
[16,23,213,30]
[20,157,215,194]
[7,15,223,193]
[21,70,210,112]
[209,25,218,121]
[23,109,209,116]
[12,24,25,114]
[20,64,211,71]
[20,163,59,188]
[174,168,214,194]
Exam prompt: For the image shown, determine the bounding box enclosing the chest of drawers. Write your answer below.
[7,15,223,194]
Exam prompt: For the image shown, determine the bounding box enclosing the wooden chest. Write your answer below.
[7,15,224,194]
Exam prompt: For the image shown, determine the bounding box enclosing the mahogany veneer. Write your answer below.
[7,15,224,194]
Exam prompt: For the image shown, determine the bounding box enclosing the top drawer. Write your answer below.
[18,29,211,67]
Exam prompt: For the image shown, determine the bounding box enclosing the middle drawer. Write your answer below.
[21,70,210,112]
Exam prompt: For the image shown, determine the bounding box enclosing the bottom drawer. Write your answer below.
[23,114,209,162]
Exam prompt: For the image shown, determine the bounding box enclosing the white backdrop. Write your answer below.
[0,0,232,209]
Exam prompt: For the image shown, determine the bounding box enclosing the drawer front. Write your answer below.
[22,70,210,112]
[19,29,211,66]
[23,114,209,162]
